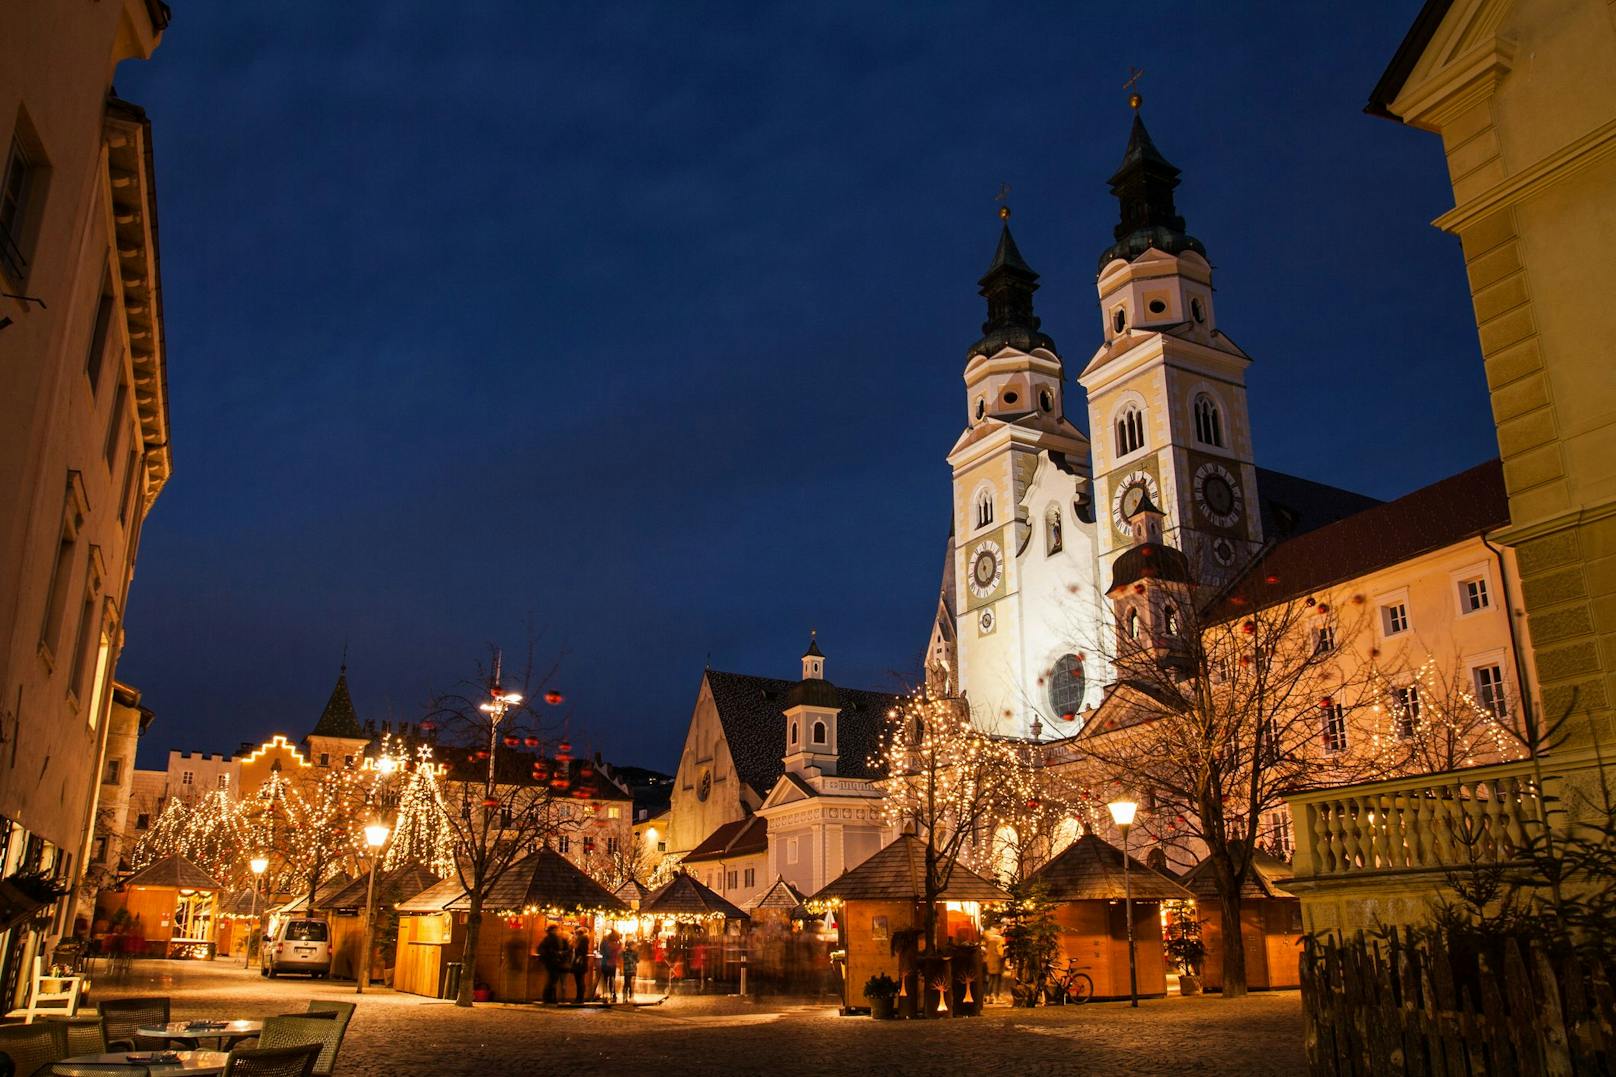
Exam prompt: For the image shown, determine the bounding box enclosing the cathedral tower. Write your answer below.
[1078,102,1262,588]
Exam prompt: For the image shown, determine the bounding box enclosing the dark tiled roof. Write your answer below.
[1178,852,1296,901]
[311,669,364,739]
[704,670,902,799]
[1220,459,1509,615]
[1025,835,1192,902]
[614,878,650,904]
[396,874,465,914]
[643,872,748,920]
[809,835,1006,904]
[749,877,808,911]
[683,817,768,863]
[1108,542,1191,594]
[446,846,626,914]
[124,856,221,892]
[275,873,355,915]
[317,862,445,912]
[1253,467,1383,542]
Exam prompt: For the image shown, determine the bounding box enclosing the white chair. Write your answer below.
[23,954,84,1022]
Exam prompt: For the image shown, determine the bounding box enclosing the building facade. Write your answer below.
[0,0,172,1005]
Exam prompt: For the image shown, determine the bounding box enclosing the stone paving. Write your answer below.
[89,959,1307,1076]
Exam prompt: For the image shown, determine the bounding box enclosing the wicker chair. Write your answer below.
[298,1000,354,1038]
[222,1044,320,1077]
[256,1017,342,1077]
[0,1020,67,1077]
[96,997,170,1052]
[50,1065,148,1076]
[37,1018,102,1058]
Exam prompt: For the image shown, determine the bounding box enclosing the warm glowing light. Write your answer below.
[364,822,391,848]
[249,855,269,876]
[1108,799,1139,828]
[376,755,399,775]
[644,827,659,845]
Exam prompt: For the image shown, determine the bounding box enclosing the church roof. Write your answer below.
[1025,834,1192,902]
[703,670,901,800]
[968,220,1057,360]
[643,872,749,920]
[123,855,221,892]
[1252,467,1383,541]
[1099,110,1207,271]
[1108,542,1192,594]
[311,667,364,739]
[1218,459,1509,615]
[683,816,768,864]
[808,834,1006,904]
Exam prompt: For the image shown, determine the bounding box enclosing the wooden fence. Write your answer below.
[1300,931,1616,1075]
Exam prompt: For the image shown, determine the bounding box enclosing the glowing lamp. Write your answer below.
[249,855,269,876]
[364,822,391,849]
[1107,800,1139,828]
[376,755,399,775]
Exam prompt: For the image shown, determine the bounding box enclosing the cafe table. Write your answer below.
[137,1020,262,1048]
[53,1048,229,1074]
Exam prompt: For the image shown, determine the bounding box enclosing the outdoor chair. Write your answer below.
[221,1044,320,1077]
[21,958,84,1022]
[0,1020,67,1077]
[37,1018,102,1057]
[95,997,170,1052]
[50,1065,148,1076]
[257,1017,342,1077]
[298,1000,354,1038]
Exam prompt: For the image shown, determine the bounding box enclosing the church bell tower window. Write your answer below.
[1115,405,1145,457]
[812,721,826,745]
[1194,393,1223,448]
[976,490,994,529]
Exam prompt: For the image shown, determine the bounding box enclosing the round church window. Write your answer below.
[1048,654,1086,720]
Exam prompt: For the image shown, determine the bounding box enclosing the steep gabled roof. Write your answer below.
[317,862,445,913]
[703,670,902,799]
[748,876,808,912]
[683,816,768,864]
[809,835,1006,905]
[124,855,221,892]
[396,874,465,914]
[614,878,650,905]
[642,872,748,920]
[1025,834,1192,902]
[311,667,364,739]
[275,873,355,916]
[447,845,626,915]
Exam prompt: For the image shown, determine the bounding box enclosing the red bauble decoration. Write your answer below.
[1319,697,1333,709]
[1026,798,1040,810]
[1317,603,1330,614]
[1265,574,1280,585]
[524,736,540,748]
[503,735,519,748]
[1239,656,1252,667]
[1305,597,1316,608]
[1351,594,1365,605]
[1133,582,1146,594]
[544,691,564,706]
[579,764,594,779]
[1242,621,1256,635]
[556,740,572,762]
[482,796,499,809]
[1061,712,1076,722]
[420,720,436,732]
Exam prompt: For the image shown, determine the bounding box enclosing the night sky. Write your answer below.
[113,2,1494,771]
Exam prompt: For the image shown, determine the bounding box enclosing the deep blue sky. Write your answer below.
[114,2,1493,770]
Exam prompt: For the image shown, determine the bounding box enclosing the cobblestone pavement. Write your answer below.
[90,960,1306,1076]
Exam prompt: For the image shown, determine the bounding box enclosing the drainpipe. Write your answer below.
[1481,529,1535,748]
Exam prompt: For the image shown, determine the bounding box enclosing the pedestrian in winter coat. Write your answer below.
[571,928,592,1002]
[537,924,566,1004]
[600,930,622,1002]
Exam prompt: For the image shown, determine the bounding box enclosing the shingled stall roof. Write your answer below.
[808,835,1006,906]
[704,670,903,800]
[395,874,465,915]
[443,845,626,916]
[275,874,356,916]
[1178,851,1296,902]
[748,876,808,912]
[683,816,768,864]
[123,855,221,892]
[614,878,650,905]
[1217,459,1509,617]
[317,862,445,913]
[642,872,748,921]
[1025,835,1192,903]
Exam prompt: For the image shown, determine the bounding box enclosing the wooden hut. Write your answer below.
[1177,852,1301,992]
[641,872,748,990]
[98,856,223,958]
[269,874,353,921]
[393,847,627,1003]
[1024,834,1192,1000]
[807,835,1007,1014]
[745,877,828,995]
[613,877,649,911]
[214,888,266,961]
[316,862,444,983]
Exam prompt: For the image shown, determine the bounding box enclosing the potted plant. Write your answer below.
[862,973,899,1019]
[1163,910,1206,996]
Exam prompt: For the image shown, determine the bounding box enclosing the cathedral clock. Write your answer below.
[968,539,1004,599]
[1193,461,1244,529]
[1110,469,1161,536]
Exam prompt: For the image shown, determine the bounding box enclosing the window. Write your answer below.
[1112,307,1127,334]
[1314,625,1336,654]
[103,759,121,785]
[104,379,129,469]
[1460,576,1490,613]
[607,806,621,820]
[1047,654,1086,719]
[726,870,737,890]
[606,837,619,855]
[67,565,99,703]
[811,720,826,745]
[1191,297,1206,324]
[85,282,114,393]
[135,812,150,830]
[1039,389,1053,412]
[1381,602,1409,636]
[1193,393,1224,448]
[217,773,228,788]
[558,835,571,854]
[975,489,993,529]
[1002,391,1018,406]
[1475,665,1508,718]
[975,399,985,421]
[92,836,108,864]
[657,841,666,853]
[786,838,799,865]
[39,528,76,657]
[1393,686,1420,739]
[118,451,141,527]
[744,867,755,887]
[1126,609,1140,640]
[1147,298,1167,315]
[318,753,330,767]
[181,771,194,786]
[1,135,37,280]
[1046,507,1062,555]
[343,754,354,768]
[789,721,799,746]
[1115,405,1145,457]
[1163,603,1180,635]
[583,836,595,854]
[1323,703,1348,753]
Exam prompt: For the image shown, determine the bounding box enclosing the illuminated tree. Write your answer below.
[130,796,190,871]
[179,780,251,887]
[384,745,456,879]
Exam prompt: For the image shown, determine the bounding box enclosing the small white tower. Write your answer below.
[783,634,839,776]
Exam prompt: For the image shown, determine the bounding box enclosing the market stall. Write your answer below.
[97,856,223,959]
[1177,851,1301,992]
[316,861,443,983]
[640,872,748,991]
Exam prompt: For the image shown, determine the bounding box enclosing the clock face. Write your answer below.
[1110,470,1161,536]
[978,608,995,634]
[1193,462,1244,528]
[968,540,1004,599]
[1211,537,1236,566]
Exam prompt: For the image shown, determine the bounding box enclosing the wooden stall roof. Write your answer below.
[642,872,749,920]
[614,878,649,904]
[1178,851,1297,901]
[443,846,627,915]
[808,835,1006,905]
[273,873,355,916]
[1025,835,1192,902]
[396,874,465,915]
[317,862,446,913]
[747,876,807,911]
[122,856,221,892]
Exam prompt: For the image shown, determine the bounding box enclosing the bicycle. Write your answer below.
[1041,958,1094,1005]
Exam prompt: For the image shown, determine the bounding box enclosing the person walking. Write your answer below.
[571,927,592,1003]
[982,926,1006,1005]
[621,937,639,1003]
[537,924,566,1004]
[600,929,622,1003]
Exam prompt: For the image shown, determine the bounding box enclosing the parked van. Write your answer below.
[262,919,331,978]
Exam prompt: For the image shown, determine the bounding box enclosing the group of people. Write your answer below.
[535,925,639,1005]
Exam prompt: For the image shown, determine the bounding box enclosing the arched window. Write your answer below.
[1194,393,1224,447]
[1115,405,1145,457]
[812,720,826,745]
[1048,654,1086,718]
[790,721,799,746]
[975,399,985,421]
[1163,603,1180,635]
[976,490,994,529]
[1112,307,1127,334]
[1052,817,1082,855]
[1126,609,1141,640]
[1046,507,1063,555]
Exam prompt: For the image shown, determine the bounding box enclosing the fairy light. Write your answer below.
[385,745,456,878]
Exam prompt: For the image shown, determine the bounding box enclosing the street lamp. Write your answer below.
[1108,799,1140,1009]
[357,820,391,995]
[246,855,268,969]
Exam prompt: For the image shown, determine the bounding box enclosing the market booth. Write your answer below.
[317,862,443,983]
[640,872,748,991]
[807,835,1006,1016]
[214,888,265,961]
[1025,834,1192,1000]
[97,856,223,958]
[746,877,832,996]
[394,846,627,1003]
[1178,851,1302,992]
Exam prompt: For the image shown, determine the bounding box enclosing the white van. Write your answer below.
[262,919,331,978]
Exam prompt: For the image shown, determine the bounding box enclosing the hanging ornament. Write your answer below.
[503,735,520,748]
[1242,621,1256,635]
[1319,697,1333,709]
[1316,603,1330,614]
[557,740,572,762]
[1264,574,1280,585]
[524,736,540,748]
[482,796,500,809]
[545,691,564,706]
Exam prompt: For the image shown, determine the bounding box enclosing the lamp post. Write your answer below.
[357,820,391,994]
[1108,799,1139,1009]
[246,855,268,970]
